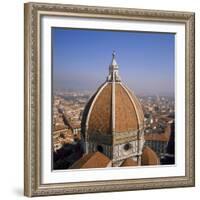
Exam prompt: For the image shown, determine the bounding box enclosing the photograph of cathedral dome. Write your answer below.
[52,28,175,170]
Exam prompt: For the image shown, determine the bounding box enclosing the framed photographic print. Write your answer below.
[24,2,195,197]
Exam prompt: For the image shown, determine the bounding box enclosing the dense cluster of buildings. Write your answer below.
[53,52,175,169]
[141,96,175,162]
[53,92,89,168]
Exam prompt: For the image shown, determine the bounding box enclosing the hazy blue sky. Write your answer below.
[52,28,175,96]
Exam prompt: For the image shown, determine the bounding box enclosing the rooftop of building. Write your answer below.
[69,145,160,169]
[69,151,111,169]
[141,146,160,165]
[120,158,138,167]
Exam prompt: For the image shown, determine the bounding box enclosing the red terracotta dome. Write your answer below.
[81,52,144,137]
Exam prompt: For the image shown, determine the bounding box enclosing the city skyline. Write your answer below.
[52,28,175,96]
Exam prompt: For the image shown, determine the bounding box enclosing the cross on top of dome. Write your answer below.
[112,50,116,58]
[107,51,121,82]
[110,50,118,67]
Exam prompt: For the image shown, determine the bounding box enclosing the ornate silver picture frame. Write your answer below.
[24,2,195,197]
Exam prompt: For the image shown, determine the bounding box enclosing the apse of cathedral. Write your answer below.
[70,52,159,169]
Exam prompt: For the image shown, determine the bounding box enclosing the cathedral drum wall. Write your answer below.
[113,140,138,162]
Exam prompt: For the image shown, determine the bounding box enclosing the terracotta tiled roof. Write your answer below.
[82,82,144,136]
[144,133,169,142]
[70,123,81,129]
[88,83,112,135]
[81,84,105,137]
[54,124,66,131]
[69,151,111,169]
[144,126,170,142]
[120,158,138,167]
[115,84,139,132]
[141,146,160,165]
[124,85,144,126]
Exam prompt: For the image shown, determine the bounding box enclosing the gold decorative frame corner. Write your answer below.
[24,2,195,197]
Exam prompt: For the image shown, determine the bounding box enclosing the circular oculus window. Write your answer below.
[124,143,131,151]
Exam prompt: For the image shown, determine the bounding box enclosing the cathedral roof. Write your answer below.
[69,147,159,169]
[81,52,144,137]
[144,123,171,142]
[120,158,138,167]
[69,151,111,169]
[141,146,160,165]
[144,132,170,142]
